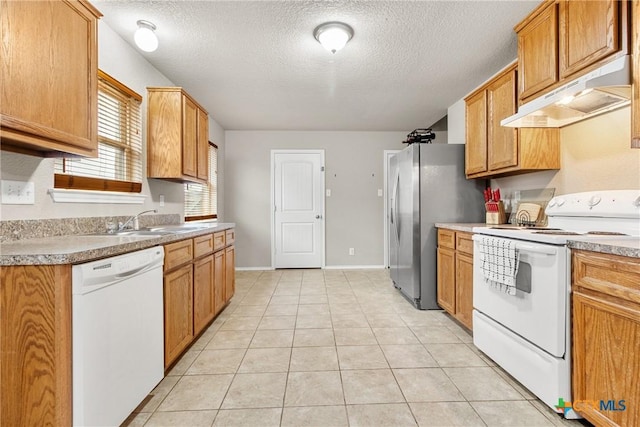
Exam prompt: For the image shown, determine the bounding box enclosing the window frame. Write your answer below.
[185,142,218,221]
[54,70,143,193]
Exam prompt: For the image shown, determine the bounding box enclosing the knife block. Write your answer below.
[485,201,506,224]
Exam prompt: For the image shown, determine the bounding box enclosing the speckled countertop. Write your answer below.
[436,223,640,259]
[568,237,640,259]
[435,223,488,233]
[0,223,235,266]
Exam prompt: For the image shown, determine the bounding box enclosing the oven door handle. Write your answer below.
[473,235,558,255]
[515,243,557,255]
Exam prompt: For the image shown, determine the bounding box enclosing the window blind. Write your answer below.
[185,143,218,219]
[54,70,143,192]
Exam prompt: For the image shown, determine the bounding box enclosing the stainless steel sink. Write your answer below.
[145,225,209,234]
[89,230,173,237]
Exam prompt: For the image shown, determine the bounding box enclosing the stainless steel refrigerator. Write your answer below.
[389,143,485,309]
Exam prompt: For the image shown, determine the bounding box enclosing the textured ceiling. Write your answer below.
[93,1,538,131]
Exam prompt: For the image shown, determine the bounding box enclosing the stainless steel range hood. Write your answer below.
[501,55,631,128]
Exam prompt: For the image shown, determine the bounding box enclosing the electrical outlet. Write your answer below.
[159,195,165,207]
[349,248,355,256]
[377,189,383,197]
[1,180,35,204]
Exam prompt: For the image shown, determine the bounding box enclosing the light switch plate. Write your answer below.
[326,189,331,197]
[377,189,383,197]
[1,180,35,204]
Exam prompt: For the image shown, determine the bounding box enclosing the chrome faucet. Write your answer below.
[119,209,158,231]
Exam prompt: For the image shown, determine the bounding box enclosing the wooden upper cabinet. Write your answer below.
[465,63,560,179]
[632,0,639,148]
[182,96,198,178]
[147,87,209,183]
[516,1,558,100]
[465,90,488,175]
[516,0,627,103]
[197,108,209,180]
[0,0,101,157]
[487,69,518,171]
[559,0,619,79]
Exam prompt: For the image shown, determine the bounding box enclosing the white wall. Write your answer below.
[224,131,406,268]
[0,21,226,221]
[491,107,640,198]
[447,99,466,145]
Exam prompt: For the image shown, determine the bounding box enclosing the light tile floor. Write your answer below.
[124,269,590,427]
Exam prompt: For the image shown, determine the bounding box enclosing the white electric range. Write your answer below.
[471,190,640,419]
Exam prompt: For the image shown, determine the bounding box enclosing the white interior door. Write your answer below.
[272,150,324,268]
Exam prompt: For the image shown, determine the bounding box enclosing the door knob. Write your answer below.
[315,214,323,219]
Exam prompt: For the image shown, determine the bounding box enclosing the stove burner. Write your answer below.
[532,231,581,235]
[586,231,628,236]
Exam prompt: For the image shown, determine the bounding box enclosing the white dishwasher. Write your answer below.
[72,246,165,427]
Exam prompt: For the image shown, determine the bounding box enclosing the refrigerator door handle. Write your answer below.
[393,173,400,242]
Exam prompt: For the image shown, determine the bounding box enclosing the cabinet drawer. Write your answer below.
[213,231,226,251]
[164,239,193,271]
[194,234,214,258]
[225,229,235,245]
[573,250,640,305]
[438,229,456,249]
[456,233,474,256]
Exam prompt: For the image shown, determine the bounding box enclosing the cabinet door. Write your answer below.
[559,0,619,79]
[193,255,215,337]
[455,253,474,330]
[214,249,226,314]
[572,291,640,426]
[437,247,456,314]
[632,0,640,148]
[182,96,198,178]
[197,108,209,181]
[0,0,99,156]
[225,246,235,302]
[164,265,194,368]
[465,90,488,176]
[517,2,558,100]
[487,69,518,171]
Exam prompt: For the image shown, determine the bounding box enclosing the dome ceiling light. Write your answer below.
[134,20,158,52]
[313,22,354,54]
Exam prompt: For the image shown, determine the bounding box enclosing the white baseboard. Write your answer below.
[237,265,387,271]
[323,265,386,270]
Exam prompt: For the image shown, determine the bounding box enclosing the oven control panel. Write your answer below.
[546,190,640,218]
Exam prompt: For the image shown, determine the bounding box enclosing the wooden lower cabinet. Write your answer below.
[436,229,475,330]
[193,254,215,337]
[225,245,236,302]
[163,228,236,369]
[455,252,474,330]
[572,250,640,426]
[164,264,194,368]
[437,246,456,314]
[214,248,226,314]
[0,264,72,426]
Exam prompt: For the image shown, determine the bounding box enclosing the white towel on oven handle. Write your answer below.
[479,236,520,296]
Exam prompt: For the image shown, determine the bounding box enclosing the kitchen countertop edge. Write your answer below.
[435,223,488,233]
[567,238,640,259]
[0,223,236,266]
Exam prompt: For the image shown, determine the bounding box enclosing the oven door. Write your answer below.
[472,235,569,357]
